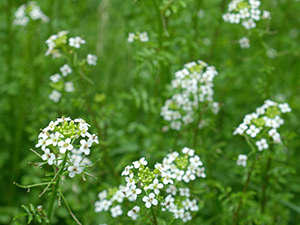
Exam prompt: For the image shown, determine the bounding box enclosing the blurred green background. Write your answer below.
[1,0,300,224]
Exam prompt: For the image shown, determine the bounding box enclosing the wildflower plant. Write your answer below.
[127,32,149,43]
[14,117,99,224]
[95,147,205,224]
[233,100,291,152]
[13,1,49,26]
[222,0,271,30]
[231,100,291,224]
[45,31,98,102]
[161,60,219,131]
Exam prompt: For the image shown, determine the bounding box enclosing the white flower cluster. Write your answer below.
[223,0,271,30]
[45,31,88,58]
[13,1,49,26]
[161,60,219,130]
[239,37,250,49]
[127,32,149,43]
[45,31,98,102]
[35,117,98,178]
[49,64,74,103]
[95,147,205,223]
[237,154,248,167]
[233,100,291,151]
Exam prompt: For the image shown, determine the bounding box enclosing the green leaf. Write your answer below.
[29,204,35,213]
[35,214,42,223]
[280,200,300,214]
[13,212,28,221]
[21,205,30,215]
[28,214,33,224]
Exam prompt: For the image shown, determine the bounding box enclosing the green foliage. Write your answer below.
[1,0,300,224]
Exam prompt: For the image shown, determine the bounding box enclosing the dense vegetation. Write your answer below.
[1,0,300,224]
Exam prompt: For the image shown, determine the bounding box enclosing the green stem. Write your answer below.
[59,191,82,225]
[208,0,228,60]
[191,0,203,58]
[151,207,158,225]
[47,153,68,221]
[233,154,257,225]
[152,0,168,92]
[261,145,273,213]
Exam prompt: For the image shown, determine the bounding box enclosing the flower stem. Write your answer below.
[261,145,273,213]
[47,153,68,221]
[59,191,82,225]
[151,207,158,225]
[232,154,257,225]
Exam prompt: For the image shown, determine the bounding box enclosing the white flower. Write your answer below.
[87,54,98,66]
[278,103,291,113]
[125,173,135,187]
[256,139,269,151]
[262,10,271,19]
[60,64,72,77]
[182,211,192,222]
[170,121,182,130]
[182,170,196,183]
[162,195,175,210]
[98,190,107,200]
[111,191,125,203]
[174,208,184,219]
[237,154,248,167]
[121,165,133,176]
[249,0,261,9]
[49,132,61,146]
[35,138,51,150]
[101,199,112,211]
[166,185,177,195]
[13,17,29,26]
[239,37,250,49]
[132,157,147,169]
[49,90,62,102]
[127,33,135,43]
[65,81,75,92]
[50,73,61,83]
[196,167,206,178]
[182,147,195,156]
[149,178,163,195]
[190,155,203,167]
[128,185,142,200]
[110,205,122,218]
[127,206,140,220]
[242,18,256,30]
[161,171,174,185]
[80,139,92,155]
[233,123,248,135]
[88,134,99,144]
[172,169,184,181]
[179,188,190,197]
[142,193,158,208]
[58,138,73,153]
[139,32,149,42]
[190,199,199,211]
[69,36,86,48]
[68,162,83,178]
[246,125,260,138]
[41,148,56,165]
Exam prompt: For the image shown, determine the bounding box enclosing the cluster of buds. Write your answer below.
[13,1,49,26]
[161,60,219,130]
[234,100,291,166]
[35,117,98,178]
[95,147,206,223]
[45,31,98,102]
[127,32,149,43]
[223,0,271,30]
